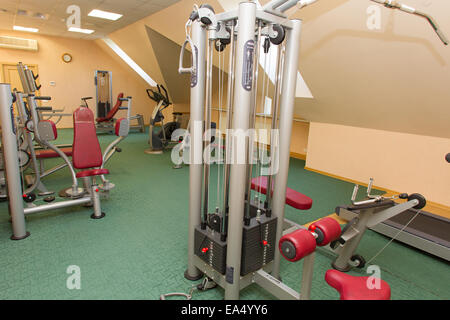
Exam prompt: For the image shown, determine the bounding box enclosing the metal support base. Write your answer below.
[184,269,204,281]
[144,149,163,155]
[59,187,85,198]
[91,212,106,219]
[331,261,351,272]
[10,231,30,241]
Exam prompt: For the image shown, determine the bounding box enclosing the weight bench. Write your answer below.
[72,106,110,218]
[251,176,313,210]
[96,93,144,133]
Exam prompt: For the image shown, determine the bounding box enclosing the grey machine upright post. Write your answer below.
[0,83,30,240]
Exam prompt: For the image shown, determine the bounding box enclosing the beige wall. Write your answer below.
[0,30,151,128]
[306,122,450,206]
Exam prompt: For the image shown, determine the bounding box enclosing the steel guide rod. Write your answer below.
[244,20,263,225]
[201,37,214,228]
[266,43,285,211]
[221,22,236,240]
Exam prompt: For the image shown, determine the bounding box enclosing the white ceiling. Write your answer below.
[0,0,180,40]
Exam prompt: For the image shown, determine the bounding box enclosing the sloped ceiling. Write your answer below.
[289,0,450,138]
[144,25,191,104]
[107,0,450,139]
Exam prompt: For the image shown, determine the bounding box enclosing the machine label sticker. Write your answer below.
[242,40,254,91]
[191,46,199,88]
[226,266,234,284]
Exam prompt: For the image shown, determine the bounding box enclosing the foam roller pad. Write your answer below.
[279,229,316,262]
[311,217,342,246]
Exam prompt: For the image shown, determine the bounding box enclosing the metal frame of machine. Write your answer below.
[182,0,315,300]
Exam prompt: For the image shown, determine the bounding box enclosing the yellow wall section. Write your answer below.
[211,110,309,157]
[306,122,450,206]
[0,30,152,128]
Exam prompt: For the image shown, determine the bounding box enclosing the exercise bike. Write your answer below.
[144,85,183,154]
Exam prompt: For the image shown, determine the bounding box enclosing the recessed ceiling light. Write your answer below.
[13,25,39,33]
[33,12,48,20]
[68,27,95,34]
[88,9,122,21]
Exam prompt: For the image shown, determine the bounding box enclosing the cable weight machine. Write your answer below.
[177,0,448,301]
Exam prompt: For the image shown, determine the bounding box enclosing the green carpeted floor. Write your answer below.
[0,128,448,300]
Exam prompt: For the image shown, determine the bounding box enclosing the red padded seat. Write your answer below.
[325,270,391,300]
[96,93,124,123]
[76,169,109,178]
[35,147,73,159]
[251,176,313,210]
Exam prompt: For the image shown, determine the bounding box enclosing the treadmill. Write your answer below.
[370,153,450,261]
[370,208,450,261]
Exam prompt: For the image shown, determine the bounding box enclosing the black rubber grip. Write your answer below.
[34,96,51,101]
[82,97,93,100]
[36,107,53,111]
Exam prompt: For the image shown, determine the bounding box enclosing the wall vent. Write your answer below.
[0,36,38,51]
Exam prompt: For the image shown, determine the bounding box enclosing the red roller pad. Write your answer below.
[96,93,124,123]
[251,176,313,210]
[279,229,316,262]
[311,217,341,246]
[72,107,103,169]
[325,270,391,300]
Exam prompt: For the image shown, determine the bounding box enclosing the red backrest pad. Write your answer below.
[97,93,124,122]
[72,107,103,169]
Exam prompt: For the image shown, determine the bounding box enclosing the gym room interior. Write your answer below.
[0,0,448,303]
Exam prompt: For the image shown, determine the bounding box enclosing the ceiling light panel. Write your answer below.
[88,9,122,21]
[13,25,39,32]
[68,27,95,34]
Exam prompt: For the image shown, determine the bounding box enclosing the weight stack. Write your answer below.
[194,214,277,276]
